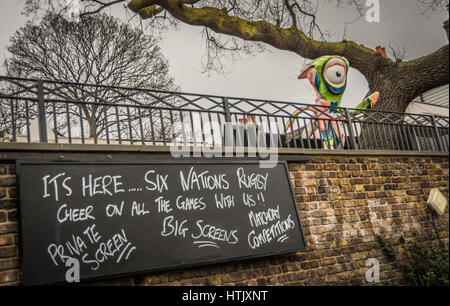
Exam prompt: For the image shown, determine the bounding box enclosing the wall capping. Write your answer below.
[0,142,448,159]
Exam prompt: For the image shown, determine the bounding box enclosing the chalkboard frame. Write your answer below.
[16,159,307,285]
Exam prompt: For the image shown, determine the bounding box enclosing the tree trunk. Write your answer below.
[365,44,449,113]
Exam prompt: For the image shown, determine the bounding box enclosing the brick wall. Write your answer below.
[0,155,448,286]
[0,163,19,285]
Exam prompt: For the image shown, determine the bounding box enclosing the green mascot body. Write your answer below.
[287,55,379,149]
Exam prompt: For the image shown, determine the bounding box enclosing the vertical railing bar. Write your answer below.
[419,125,428,151]
[359,122,368,150]
[431,115,443,151]
[397,123,409,151]
[397,124,406,151]
[405,124,414,151]
[316,119,325,149]
[160,109,166,146]
[138,107,145,145]
[303,119,311,149]
[217,113,224,147]
[341,118,349,150]
[392,123,401,150]
[370,122,378,150]
[180,111,188,145]
[208,112,214,147]
[289,116,297,148]
[92,108,97,145]
[199,112,205,146]
[282,116,290,148]
[275,117,284,148]
[363,121,370,150]
[375,122,383,150]
[403,124,411,151]
[189,111,195,146]
[222,97,232,123]
[66,102,72,144]
[115,105,121,144]
[425,125,436,151]
[296,117,304,149]
[104,108,110,145]
[10,99,16,142]
[384,115,393,150]
[127,106,133,145]
[369,122,376,150]
[441,127,449,150]
[149,108,156,145]
[258,114,265,148]
[169,110,175,146]
[413,126,421,151]
[25,100,31,143]
[424,125,432,151]
[392,123,401,151]
[328,119,339,149]
[234,114,242,147]
[345,109,356,150]
[266,115,275,148]
[381,124,390,151]
[417,125,425,151]
[371,122,379,150]
[52,102,58,143]
[314,119,321,149]
[443,128,448,150]
[79,106,85,144]
[335,119,345,150]
[37,79,48,143]
[352,121,360,150]
[383,123,393,150]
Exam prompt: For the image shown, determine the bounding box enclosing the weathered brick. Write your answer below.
[7,188,16,199]
[0,246,17,258]
[320,257,336,266]
[8,165,15,175]
[0,270,18,284]
[261,266,282,276]
[0,235,13,247]
[301,260,319,269]
[282,262,300,272]
[0,189,6,199]
[0,176,15,188]
[7,210,17,222]
[364,185,377,191]
[0,200,15,210]
[0,258,19,271]
[0,222,17,235]
[0,211,6,223]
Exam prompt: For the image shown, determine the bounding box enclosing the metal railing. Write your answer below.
[0,76,449,152]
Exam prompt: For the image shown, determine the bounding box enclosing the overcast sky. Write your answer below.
[0,0,448,108]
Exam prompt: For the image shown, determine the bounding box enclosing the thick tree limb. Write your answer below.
[127,0,388,76]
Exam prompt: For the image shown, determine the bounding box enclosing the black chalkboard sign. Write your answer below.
[17,160,306,285]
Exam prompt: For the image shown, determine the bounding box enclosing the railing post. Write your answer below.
[345,108,357,150]
[10,99,16,142]
[431,115,443,151]
[222,97,233,148]
[37,79,48,143]
[222,97,232,123]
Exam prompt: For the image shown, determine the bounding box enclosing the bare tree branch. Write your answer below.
[3,12,178,138]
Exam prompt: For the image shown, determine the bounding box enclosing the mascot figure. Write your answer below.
[286,55,379,149]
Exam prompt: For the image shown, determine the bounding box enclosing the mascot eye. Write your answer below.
[324,65,346,87]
